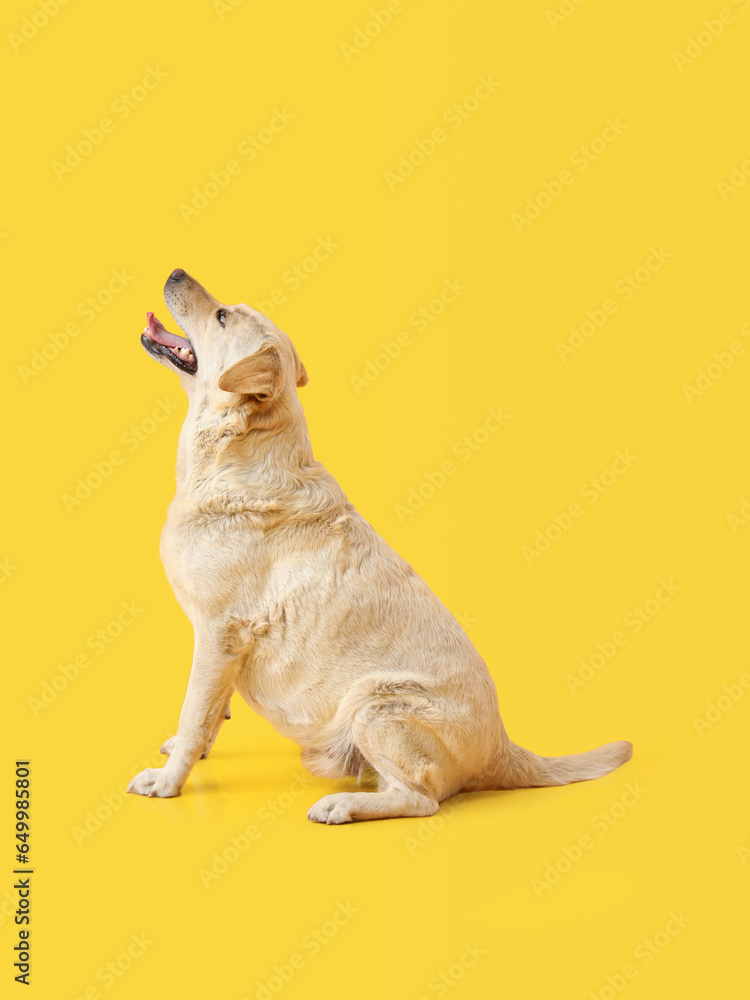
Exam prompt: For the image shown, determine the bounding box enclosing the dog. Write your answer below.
[127,268,632,823]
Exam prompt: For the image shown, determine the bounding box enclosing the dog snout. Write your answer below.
[163,270,218,329]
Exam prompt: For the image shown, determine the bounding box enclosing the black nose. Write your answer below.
[168,268,186,282]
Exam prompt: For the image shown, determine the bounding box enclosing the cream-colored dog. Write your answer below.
[127,269,632,823]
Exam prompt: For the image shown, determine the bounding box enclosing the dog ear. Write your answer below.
[292,343,308,388]
[218,344,282,399]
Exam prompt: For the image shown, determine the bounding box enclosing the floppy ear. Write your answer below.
[218,344,282,398]
[292,343,308,388]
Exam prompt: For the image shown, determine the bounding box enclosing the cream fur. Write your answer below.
[127,270,633,823]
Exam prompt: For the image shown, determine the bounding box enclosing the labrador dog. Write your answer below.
[127,268,632,823]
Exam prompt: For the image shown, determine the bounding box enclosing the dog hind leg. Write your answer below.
[307,697,457,824]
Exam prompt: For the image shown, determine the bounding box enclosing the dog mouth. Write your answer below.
[141,312,198,374]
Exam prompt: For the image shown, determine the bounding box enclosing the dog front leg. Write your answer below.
[160,691,233,760]
[128,630,235,799]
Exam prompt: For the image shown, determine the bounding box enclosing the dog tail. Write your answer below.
[477,738,633,790]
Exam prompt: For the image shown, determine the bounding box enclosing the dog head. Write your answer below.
[141,269,308,403]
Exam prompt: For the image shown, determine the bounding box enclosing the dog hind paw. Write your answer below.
[307,793,357,825]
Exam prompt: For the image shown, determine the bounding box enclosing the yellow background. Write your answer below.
[2,0,748,997]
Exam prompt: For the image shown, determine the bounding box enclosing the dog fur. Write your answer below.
[127,269,632,823]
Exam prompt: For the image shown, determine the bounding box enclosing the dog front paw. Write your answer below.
[127,767,181,798]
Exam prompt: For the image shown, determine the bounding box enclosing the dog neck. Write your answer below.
[172,390,343,519]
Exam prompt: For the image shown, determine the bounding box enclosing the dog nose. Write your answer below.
[168,268,186,282]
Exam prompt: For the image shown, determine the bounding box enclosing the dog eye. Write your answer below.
[217,310,227,326]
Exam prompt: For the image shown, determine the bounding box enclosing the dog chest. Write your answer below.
[159,510,267,615]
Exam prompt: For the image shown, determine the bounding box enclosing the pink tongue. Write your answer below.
[145,312,190,349]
